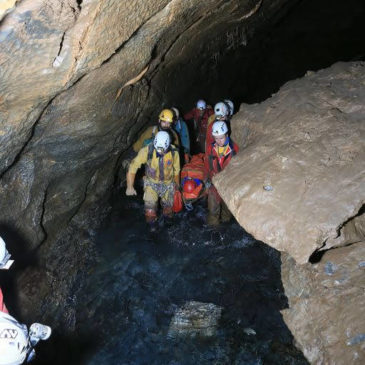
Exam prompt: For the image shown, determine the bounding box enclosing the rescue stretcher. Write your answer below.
[181,153,209,210]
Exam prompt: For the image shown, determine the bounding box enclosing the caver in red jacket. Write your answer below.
[205,116,231,153]
[184,107,214,150]
[204,137,239,226]
[205,137,239,180]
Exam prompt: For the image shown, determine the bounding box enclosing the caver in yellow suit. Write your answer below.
[132,109,180,152]
[126,131,180,227]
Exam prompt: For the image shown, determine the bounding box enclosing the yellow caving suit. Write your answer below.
[132,126,180,152]
[129,143,180,220]
[207,114,216,127]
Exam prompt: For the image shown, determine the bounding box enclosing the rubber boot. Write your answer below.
[207,190,221,226]
[145,209,158,233]
[221,202,232,223]
[162,206,174,226]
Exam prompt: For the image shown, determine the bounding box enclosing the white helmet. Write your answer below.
[224,99,234,116]
[154,131,171,151]
[214,102,229,118]
[29,323,52,346]
[171,107,179,119]
[0,237,5,264]
[196,99,206,110]
[0,312,29,365]
[0,237,13,270]
[212,121,228,137]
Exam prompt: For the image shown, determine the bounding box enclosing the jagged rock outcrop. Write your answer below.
[215,61,365,363]
[216,61,365,264]
[281,242,365,364]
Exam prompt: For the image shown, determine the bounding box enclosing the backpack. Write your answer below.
[142,126,158,147]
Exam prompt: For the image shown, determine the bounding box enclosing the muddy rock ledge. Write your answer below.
[215,61,365,363]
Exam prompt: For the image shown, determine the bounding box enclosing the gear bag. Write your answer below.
[173,190,183,213]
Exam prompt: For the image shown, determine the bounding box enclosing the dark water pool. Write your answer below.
[38,192,308,364]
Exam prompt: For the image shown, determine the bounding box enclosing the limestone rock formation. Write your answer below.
[215,61,365,264]
[281,242,365,364]
[0,0,17,21]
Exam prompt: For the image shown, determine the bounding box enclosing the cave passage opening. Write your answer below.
[158,0,365,114]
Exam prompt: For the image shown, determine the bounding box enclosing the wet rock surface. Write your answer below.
[168,301,223,338]
[281,242,365,364]
[216,61,365,264]
[33,193,307,364]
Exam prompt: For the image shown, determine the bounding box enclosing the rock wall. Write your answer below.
[214,61,365,363]
[0,0,288,249]
[281,242,365,364]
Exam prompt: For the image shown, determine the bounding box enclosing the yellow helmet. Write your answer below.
[159,109,174,123]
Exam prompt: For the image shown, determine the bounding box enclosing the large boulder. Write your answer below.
[214,61,365,364]
[215,61,365,264]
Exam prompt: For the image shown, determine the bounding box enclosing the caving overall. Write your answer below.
[205,138,239,226]
[129,143,180,223]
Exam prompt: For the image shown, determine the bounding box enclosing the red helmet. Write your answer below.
[183,179,197,194]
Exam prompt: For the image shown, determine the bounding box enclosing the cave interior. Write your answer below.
[0,0,364,363]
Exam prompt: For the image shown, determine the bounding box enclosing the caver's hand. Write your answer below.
[126,186,137,196]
